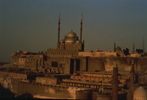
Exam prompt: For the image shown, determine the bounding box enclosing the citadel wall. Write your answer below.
[47,49,79,57]
[44,56,71,74]
[87,57,105,72]
[104,57,147,73]
[11,50,147,74]
[78,51,117,57]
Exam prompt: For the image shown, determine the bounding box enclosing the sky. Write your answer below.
[0,0,147,62]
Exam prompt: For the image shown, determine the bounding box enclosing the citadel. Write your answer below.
[0,15,147,99]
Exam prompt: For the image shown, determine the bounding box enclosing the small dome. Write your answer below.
[65,38,75,43]
[116,46,121,51]
[67,31,76,38]
[133,86,147,100]
[76,40,80,43]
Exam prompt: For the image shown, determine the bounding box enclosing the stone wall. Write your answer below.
[79,51,116,57]
[0,71,27,80]
[104,57,147,73]
[47,49,79,57]
[87,57,105,72]
[36,77,57,85]
[45,57,71,74]
[17,81,88,99]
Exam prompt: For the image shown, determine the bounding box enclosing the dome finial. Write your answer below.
[113,62,117,68]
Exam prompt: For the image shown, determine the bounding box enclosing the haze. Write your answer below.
[0,0,147,62]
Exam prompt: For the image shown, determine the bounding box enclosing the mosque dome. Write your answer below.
[133,86,147,100]
[65,38,75,43]
[67,31,76,38]
[116,46,121,51]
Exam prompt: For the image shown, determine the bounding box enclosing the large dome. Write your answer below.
[133,86,147,100]
[67,31,76,38]
[65,38,75,43]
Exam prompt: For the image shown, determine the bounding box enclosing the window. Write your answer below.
[51,62,58,67]
[143,78,145,82]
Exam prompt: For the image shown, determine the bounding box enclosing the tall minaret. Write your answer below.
[58,14,60,43]
[114,43,116,52]
[80,14,83,43]
[57,14,60,49]
[131,60,135,88]
[112,62,118,100]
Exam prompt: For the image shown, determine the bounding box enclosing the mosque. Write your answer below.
[57,14,84,51]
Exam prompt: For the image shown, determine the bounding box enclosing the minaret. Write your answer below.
[57,14,60,49]
[58,14,60,43]
[114,43,116,52]
[112,62,118,100]
[80,14,83,43]
[131,60,135,88]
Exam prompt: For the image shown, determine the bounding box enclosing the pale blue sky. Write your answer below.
[0,0,147,62]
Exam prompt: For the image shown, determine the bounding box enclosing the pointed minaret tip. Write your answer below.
[58,13,60,22]
[113,62,117,68]
[80,13,83,43]
[81,13,83,20]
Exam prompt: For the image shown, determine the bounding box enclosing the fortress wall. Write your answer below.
[36,77,57,85]
[64,58,71,74]
[79,57,87,72]
[47,49,79,57]
[104,57,147,73]
[11,56,19,65]
[87,57,105,72]
[134,58,147,73]
[46,57,71,74]
[104,57,132,71]
[11,78,19,93]
[17,81,77,99]
[0,71,27,80]
[78,52,117,57]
